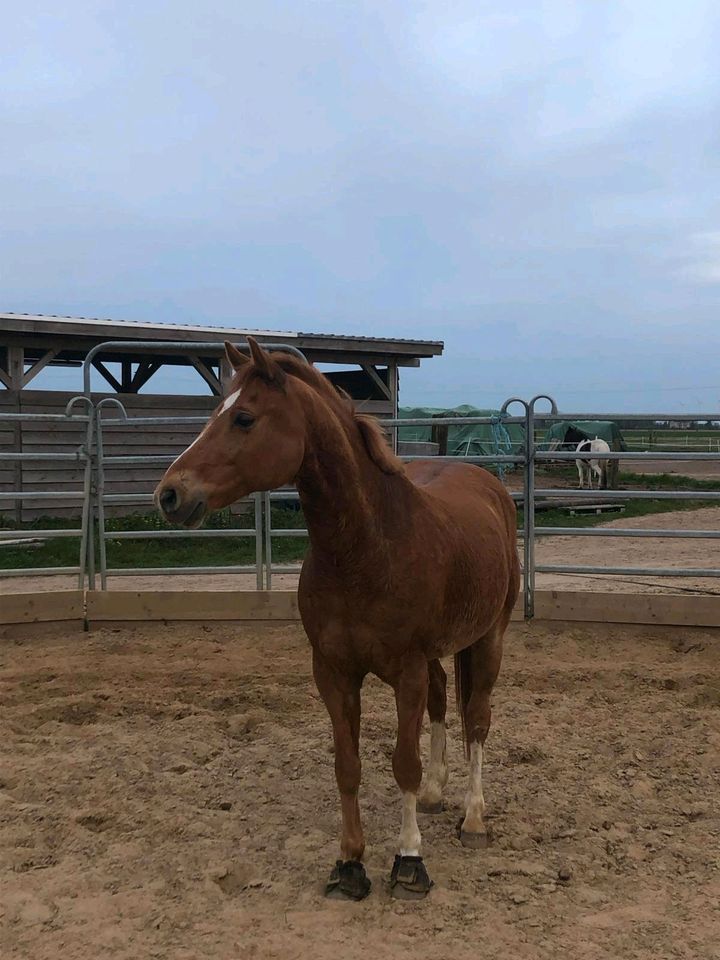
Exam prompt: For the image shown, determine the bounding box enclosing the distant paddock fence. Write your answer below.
[2,340,720,618]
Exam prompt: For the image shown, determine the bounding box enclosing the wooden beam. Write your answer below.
[532,590,720,627]
[188,356,222,395]
[22,348,59,388]
[0,366,11,389]
[121,359,133,392]
[3,587,720,630]
[91,359,123,392]
[129,359,162,393]
[5,346,24,390]
[0,591,84,625]
[219,357,234,393]
[389,360,399,452]
[4,347,24,524]
[86,590,300,623]
[81,589,720,628]
[307,351,424,367]
[359,363,392,400]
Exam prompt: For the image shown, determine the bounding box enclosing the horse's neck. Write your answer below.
[295,402,405,574]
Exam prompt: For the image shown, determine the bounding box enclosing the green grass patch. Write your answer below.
[0,506,308,572]
[2,470,719,571]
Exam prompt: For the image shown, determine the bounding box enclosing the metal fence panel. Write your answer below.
[3,367,720,616]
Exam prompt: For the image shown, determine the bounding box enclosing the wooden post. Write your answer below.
[7,346,24,525]
[188,356,222,396]
[389,360,399,453]
[219,357,233,394]
[121,360,133,392]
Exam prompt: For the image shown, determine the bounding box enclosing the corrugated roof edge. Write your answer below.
[1,312,443,348]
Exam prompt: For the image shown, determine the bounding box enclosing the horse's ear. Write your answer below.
[247,336,286,387]
[224,341,250,370]
[355,415,403,475]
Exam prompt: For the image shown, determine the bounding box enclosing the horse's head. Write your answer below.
[154,338,307,528]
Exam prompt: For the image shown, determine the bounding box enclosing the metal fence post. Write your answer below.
[525,404,535,619]
[255,493,264,591]
[500,397,532,617]
[524,396,559,619]
[73,397,96,591]
[94,399,128,590]
[263,491,273,590]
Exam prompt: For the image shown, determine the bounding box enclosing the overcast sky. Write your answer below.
[2,1,720,410]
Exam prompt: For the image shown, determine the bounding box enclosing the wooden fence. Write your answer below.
[1,390,393,520]
[0,390,217,520]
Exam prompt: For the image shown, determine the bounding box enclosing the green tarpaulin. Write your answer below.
[543,420,627,451]
[398,405,525,457]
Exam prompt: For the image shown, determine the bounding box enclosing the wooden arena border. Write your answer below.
[0,590,85,626]
[2,589,720,629]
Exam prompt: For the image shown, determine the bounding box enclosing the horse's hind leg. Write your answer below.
[456,621,505,849]
[418,659,448,814]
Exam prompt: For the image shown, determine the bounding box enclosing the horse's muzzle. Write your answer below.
[155,482,208,528]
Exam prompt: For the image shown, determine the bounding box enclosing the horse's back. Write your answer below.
[406,459,514,529]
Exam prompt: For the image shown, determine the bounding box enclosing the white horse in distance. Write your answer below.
[575,437,611,489]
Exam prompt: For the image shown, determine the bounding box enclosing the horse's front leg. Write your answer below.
[390,654,433,900]
[312,650,370,901]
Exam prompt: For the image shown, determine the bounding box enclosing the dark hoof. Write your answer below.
[390,855,433,900]
[460,830,488,849]
[325,860,371,901]
[456,817,489,848]
[417,799,444,814]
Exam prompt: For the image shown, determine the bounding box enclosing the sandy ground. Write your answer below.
[1,619,719,960]
[3,505,720,597]
[533,505,720,595]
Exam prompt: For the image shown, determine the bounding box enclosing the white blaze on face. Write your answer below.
[169,423,208,470]
[398,791,422,857]
[168,387,244,470]
[220,388,243,414]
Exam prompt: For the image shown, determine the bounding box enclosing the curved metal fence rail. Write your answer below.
[94,406,264,590]
[85,339,304,590]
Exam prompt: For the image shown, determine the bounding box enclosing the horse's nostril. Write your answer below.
[160,487,179,512]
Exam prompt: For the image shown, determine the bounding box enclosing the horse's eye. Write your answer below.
[233,411,256,429]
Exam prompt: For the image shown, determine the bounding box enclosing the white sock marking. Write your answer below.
[429,721,448,780]
[420,721,448,808]
[399,791,421,857]
[463,742,485,832]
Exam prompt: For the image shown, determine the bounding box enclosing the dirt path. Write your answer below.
[1,620,718,959]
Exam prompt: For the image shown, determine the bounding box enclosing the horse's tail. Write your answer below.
[454,646,474,760]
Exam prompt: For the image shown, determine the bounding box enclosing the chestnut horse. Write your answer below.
[155,339,519,901]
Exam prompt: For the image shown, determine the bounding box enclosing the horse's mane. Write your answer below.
[267,354,404,476]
